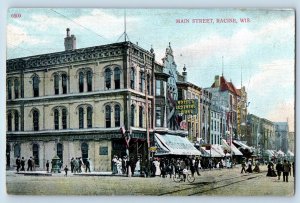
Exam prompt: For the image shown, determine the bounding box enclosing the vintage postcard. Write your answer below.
[6,8,295,196]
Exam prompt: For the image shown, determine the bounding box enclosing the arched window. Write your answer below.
[14,144,21,158]
[62,74,67,94]
[87,106,93,128]
[81,142,89,165]
[7,112,12,131]
[79,107,84,129]
[14,79,19,99]
[62,108,67,129]
[54,109,59,130]
[130,68,135,89]
[32,75,39,97]
[105,105,111,128]
[79,72,84,93]
[33,110,39,131]
[57,143,63,163]
[139,72,145,92]
[86,71,93,92]
[139,106,143,128]
[54,74,59,95]
[32,144,39,165]
[14,111,19,131]
[130,104,135,127]
[147,74,151,95]
[7,80,12,100]
[114,67,120,89]
[114,105,120,127]
[105,68,111,90]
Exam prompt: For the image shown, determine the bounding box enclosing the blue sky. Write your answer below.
[7,8,295,130]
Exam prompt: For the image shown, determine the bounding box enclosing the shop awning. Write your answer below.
[154,133,201,156]
[277,150,285,156]
[287,150,294,157]
[233,140,254,153]
[221,139,243,156]
[264,149,276,157]
[201,145,228,157]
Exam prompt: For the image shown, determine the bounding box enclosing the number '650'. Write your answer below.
[11,13,21,18]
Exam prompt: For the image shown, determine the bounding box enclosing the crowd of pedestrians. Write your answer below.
[15,156,36,172]
[14,155,295,183]
[70,157,92,173]
[266,159,294,182]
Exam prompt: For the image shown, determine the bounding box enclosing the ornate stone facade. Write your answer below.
[6,40,166,171]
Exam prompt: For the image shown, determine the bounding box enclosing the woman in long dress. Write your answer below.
[154,159,161,176]
[117,158,122,174]
[135,158,141,175]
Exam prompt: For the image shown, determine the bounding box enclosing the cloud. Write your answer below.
[75,9,139,39]
[7,24,49,48]
[266,99,295,132]
[247,59,294,94]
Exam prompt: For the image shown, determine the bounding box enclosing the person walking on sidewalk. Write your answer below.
[246,159,253,173]
[241,160,246,173]
[64,165,69,176]
[283,159,290,182]
[20,157,25,171]
[46,160,50,173]
[85,159,91,173]
[288,161,292,176]
[292,161,295,177]
[194,157,201,176]
[275,160,283,180]
[16,157,21,172]
[70,157,74,173]
[27,157,33,171]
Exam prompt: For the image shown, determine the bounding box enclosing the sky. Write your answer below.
[6,8,295,131]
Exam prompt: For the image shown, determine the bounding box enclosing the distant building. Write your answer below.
[260,118,276,151]
[247,114,261,147]
[200,89,212,144]
[209,104,222,145]
[275,122,289,153]
[209,75,241,142]
[288,132,295,153]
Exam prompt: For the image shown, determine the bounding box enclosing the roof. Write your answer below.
[211,76,240,96]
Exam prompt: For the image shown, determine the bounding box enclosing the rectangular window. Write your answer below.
[139,72,144,92]
[7,81,12,100]
[155,106,161,127]
[156,80,161,96]
[139,106,143,128]
[62,110,67,129]
[62,75,67,94]
[14,80,19,99]
[187,91,191,99]
[178,89,183,100]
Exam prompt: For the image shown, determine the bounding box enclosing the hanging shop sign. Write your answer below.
[176,99,198,115]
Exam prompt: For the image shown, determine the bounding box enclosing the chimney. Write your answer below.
[64,28,76,51]
[182,64,187,82]
[214,75,220,87]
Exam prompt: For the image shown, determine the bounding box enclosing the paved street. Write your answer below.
[6,165,294,196]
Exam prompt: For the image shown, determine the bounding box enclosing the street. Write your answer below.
[6,165,294,196]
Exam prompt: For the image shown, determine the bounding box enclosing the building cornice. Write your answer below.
[6,88,154,106]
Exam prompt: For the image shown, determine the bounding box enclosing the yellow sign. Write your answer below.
[176,99,198,115]
[149,146,157,152]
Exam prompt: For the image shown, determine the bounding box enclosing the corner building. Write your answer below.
[6,30,167,171]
